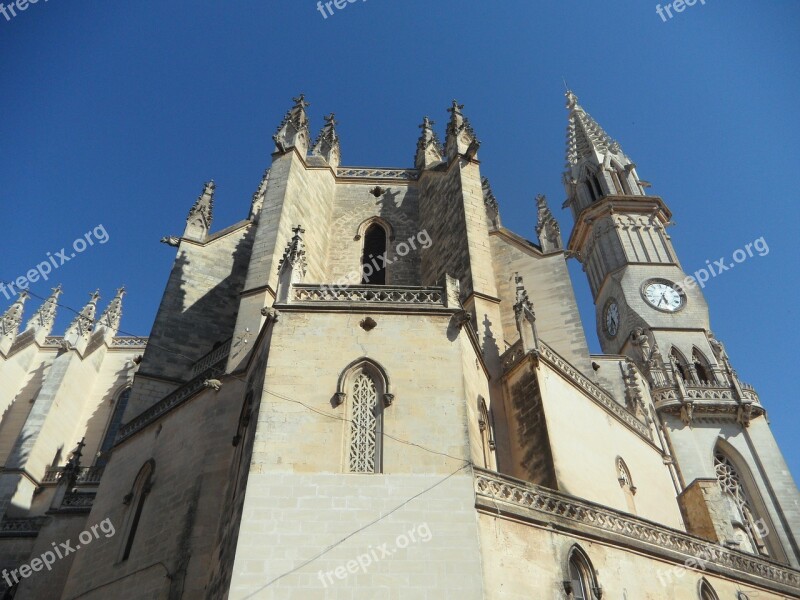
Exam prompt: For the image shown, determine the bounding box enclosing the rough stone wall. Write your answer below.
[489,230,592,373]
[418,164,473,291]
[127,224,254,417]
[226,309,485,598]
[59,379,244,600]
[326,182,421,286]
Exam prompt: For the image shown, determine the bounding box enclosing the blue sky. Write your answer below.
[2,2,799,479]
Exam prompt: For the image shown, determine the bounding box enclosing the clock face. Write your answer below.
[642,280,684,312]
[604,301,620,337]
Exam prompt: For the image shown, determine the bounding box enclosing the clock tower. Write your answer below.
[563,90,724,389]
[563,91,800,562]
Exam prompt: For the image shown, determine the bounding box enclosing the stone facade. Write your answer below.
[0,92,798,599]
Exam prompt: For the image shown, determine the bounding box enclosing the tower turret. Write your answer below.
[273,94,311,155]
[184,181,215,242]
[311,113,341,168]
[95,286,125,342]
[415,116,444,170]
[63,290,99,352]
[445,100,480,161]
[25,285,61,342]
[0,291,27,354]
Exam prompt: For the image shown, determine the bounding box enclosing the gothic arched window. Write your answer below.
[713,450,769,556]
[564,546,599,600]
[616,457,637,514]
[477,396,495,469]
[96,387,131,467]
[698,578,719,600]
[361,224,387,285]
[670,348,691,382]
[349,372,381,472]
[120,460,154,561]
[336,359,390,474]
[692,349,714,384]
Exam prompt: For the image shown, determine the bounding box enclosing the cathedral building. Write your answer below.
[0,92,798,599]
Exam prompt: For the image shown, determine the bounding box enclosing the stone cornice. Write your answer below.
[474,468,800,597]
[567,195,671,255]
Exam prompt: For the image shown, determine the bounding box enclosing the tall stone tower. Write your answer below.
[564,90,800,565]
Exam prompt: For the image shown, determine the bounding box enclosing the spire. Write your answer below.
[563,90,645,219]
[535,194,563,252]
[311,113,341,168]
[445,100,480,161]
[25,285,62,337]
[0,291,28,352]
[184,180,215,241]
[249,168,270,222]
[273,94,311,155]
[481,177,501,228]
[565,90,621,167]
[64,290,100,349]
[96,286,125,337]
[513,273,539,352]
[415,116,443,170]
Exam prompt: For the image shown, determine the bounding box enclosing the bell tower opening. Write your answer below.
[361,224,387,285]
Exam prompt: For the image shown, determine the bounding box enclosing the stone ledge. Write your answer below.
[474,468,800,597]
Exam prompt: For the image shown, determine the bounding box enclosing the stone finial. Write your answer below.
[278,225,307,276]
[184,180,215,241]
[481,177,500,228]
[276,225,308,303]
[0,291,28,340]
[25,285,62,336]
[513,273,534,318]
[445,100,479,161]
[312,113,341,168]
[622,362,646,419]
[60,437,86,486]
[415,116,443,170]
[64,290,100,347]
[249,168,271,222]
[273,94,311,155]
[513,273,539,353]
[535,194,562,252]
[96,286,125,336]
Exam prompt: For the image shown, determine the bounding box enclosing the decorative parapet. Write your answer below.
[536,343,653,442]
[60,492,95,511]
[116,354,229,444]
[653,382,764,421]
[41,466,105,486]
[500,340,525,372]
[191,339,232,377]
[42,336,147,349]
[290,284,445,308]
[0,517,47,538]
[336,167,419,181]
[473,469,800,595]
[110,336,148,348]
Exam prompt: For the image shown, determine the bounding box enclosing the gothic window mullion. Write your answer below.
[349,373,380,473]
